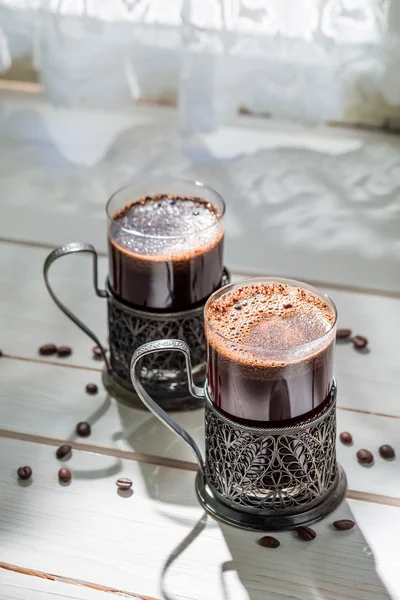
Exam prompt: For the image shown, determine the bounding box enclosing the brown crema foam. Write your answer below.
[205,282,335,379]
[109,194,223,262]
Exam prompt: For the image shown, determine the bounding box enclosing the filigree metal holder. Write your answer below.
[44,242,229,411]
[130,339,347,532]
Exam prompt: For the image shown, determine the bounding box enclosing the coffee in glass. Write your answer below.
[107,178,225,311]
[205,278,336,425]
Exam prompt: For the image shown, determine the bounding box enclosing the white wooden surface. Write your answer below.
[0,89,399,600]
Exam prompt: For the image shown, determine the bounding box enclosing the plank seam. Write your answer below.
[1,237,399,298]
[0,428,399,507]
[1,355,399,421]
[0,561,157,600]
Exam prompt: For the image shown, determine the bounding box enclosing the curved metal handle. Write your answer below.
[130,339,205,475]
[43,242,110,370]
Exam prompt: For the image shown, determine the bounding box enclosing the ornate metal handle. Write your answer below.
[43,242,110,370]
[130,339,206,475]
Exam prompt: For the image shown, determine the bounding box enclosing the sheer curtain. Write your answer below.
[1,0,400,132]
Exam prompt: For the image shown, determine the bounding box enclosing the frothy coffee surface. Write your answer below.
[206,282,335,366]
[110,194,222,261]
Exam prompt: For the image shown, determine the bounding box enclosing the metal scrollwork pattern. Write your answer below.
[108,297,206,391]
[205,386,337,514]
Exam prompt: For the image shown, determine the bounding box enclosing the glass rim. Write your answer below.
[204,276,338,353]
[106,177,226,240]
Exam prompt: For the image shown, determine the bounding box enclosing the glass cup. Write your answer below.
[130,277,346,530]
[107,177,225,311]
[43,177,227,409]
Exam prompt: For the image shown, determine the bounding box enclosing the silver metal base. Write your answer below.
[102,368,204,411]
[195,465,347,532]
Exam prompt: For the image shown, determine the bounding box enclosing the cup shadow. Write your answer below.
[161,501,392,600]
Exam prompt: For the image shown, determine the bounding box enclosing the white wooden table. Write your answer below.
[0,88,399,600]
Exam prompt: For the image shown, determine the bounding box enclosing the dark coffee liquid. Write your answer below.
[109,195,224,311]
[205,282,335,424]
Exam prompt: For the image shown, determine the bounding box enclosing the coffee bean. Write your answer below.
[58,468,72,483]
[296,526,316,541]
[39,344,57,356]
[116,478,133,491]
[333,519,355,531]
[283,303,292,309]
[258,535,280,548]
[336,328,352,340]
[57,345,72,357]
[92,345,107,359]
[85,383,98,395]
[379,444,395,460]
[56,444,72,460]
[352,335,368,350]
[17,466,32,480]
[357,449,374,464]
[76,422,91,437]
[340,432,353,445]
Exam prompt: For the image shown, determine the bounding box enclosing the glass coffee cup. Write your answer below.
[43,177,228,409]
[130,277,347,530]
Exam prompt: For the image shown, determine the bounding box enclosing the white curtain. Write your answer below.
[1,0,400,132]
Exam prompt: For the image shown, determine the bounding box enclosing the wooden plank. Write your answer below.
[0,357,399,498]
[1,90,400,293]
[0,568,146,600]
[1,242,400,418]
[0,436,398,600]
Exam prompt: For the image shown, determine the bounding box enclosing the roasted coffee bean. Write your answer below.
[340,432,353,445]
[352,335,368,350]
[116,478,133,491]
[76,422,91,437]
[336,328,352,340]
[333,519,355,531]
[85,383,98,395]
[92,345,106,359]
[296,526,316,541]
[56,444,72,460]
[58,467,72,483]
[357,449,374,464]
[57,345,72,357]
[17,466,32,480]
[39,344,57,356]
[258,535,280,548]
[379,444,395,460]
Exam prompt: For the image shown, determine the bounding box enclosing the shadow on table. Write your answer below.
[160,502,392,600]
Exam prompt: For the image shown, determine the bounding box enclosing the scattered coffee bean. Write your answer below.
[357,449,373,464]
[39,343,57,356]
[258,535,280,548]
[283,303,292,309]
[58,467,72,483]
[17,466,32,480]
[352,335,368,350]
[296,526,316,541]
[379,444,395,460]
[333,519,355,531]
[85,383,98,395]
[76,421,91,437]
[56,444,72,460]
[336,328,352,340]
[340,432,353,445]
[57,345,72,357]
[92,345,106,359]
[116,477,133,491]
